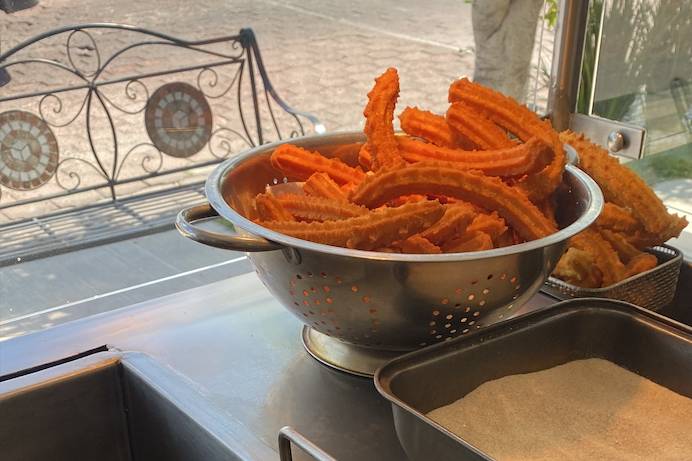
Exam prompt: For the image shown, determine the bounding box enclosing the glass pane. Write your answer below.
[577,0,691,255]
[586,0,692,156]
[0,1,557,339]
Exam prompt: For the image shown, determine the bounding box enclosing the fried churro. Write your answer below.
[255,193,295,222]
[446,102,515,150]
[303,172,348,202]
[271,144,365,185]
[560,130,688,236]
[275,194,367,221]
[350,164,556,241]
[449,78,565,201]
[396,136,551,177]
[262,200,444,250]
[364,68,405,171]
[399,106,471,149]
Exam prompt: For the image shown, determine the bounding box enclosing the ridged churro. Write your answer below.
[262,200,444,250]
[364,68,405,171]
[271,144,365,185]
[350,164,556,241]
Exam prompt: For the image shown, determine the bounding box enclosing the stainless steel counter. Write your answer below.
[0,271,554,460]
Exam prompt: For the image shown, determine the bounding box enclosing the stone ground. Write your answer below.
[0,0,553,220]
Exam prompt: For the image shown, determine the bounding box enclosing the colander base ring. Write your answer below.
[301,326,406,377]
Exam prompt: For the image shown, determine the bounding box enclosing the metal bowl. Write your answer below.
[177,132,603,376]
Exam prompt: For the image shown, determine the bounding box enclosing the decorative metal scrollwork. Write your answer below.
[0,24,321,214]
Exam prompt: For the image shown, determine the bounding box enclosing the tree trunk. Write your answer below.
[472,0,544,102]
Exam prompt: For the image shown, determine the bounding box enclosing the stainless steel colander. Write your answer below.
[177,132,603,376]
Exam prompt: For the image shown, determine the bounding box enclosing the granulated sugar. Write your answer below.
[427,358,692,461]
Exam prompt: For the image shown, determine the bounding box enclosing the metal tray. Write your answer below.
[374,298,692,461]
[542,245,682,311]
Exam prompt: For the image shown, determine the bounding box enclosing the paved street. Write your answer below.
[0,0,552,221]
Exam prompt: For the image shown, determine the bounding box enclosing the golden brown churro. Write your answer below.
[275,194,367,221]
[446,102,515,150]
[271,144,365,185]
[399,106,471,149]
[303,172,348,202]
[396,136,551,177]
[350,164,556,241]
[363,68,405,171]
[255,193,295,222]
[449,78,565,201]
[262,200,444,250]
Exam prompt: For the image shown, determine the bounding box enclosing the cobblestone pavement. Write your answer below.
[0,0,551,221]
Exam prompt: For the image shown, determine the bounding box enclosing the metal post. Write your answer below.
[548,0,590,131]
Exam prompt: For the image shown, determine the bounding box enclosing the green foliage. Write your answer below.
[543,0,559,29]
[577,0,604,115]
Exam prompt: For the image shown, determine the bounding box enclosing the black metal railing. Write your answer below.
[0,24,322,218]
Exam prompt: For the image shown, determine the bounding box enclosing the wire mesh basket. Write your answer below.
[543,245,682,312]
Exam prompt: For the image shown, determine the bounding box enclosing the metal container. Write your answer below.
[177,132,603,376]
[0,350,254,461]
[543,245,682,311]
[375,299,692,461]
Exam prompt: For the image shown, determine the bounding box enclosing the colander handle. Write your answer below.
[176,203,283,252]
[278,426,336,461]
